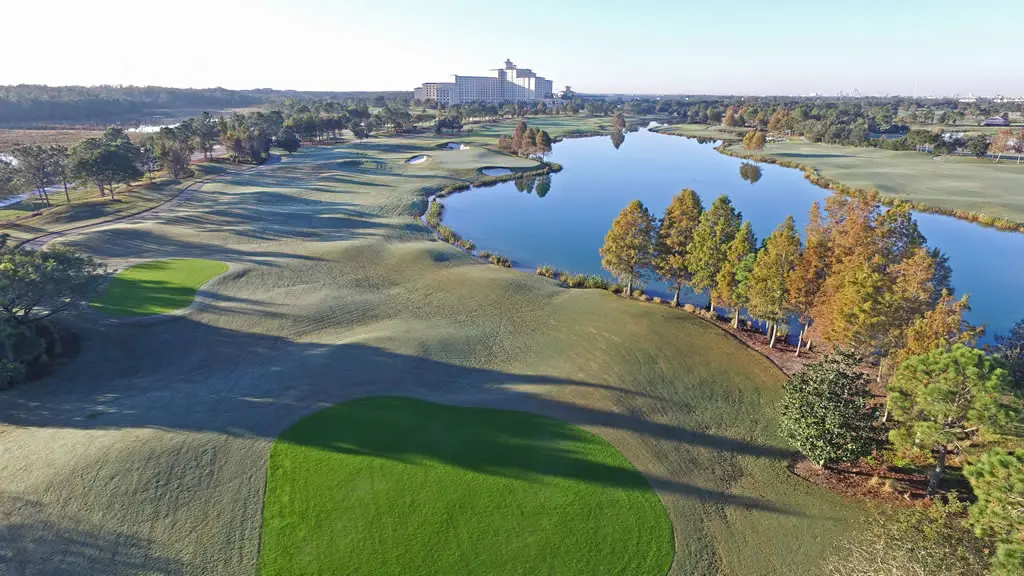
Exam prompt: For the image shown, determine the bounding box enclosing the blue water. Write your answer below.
[441,130,1024,341]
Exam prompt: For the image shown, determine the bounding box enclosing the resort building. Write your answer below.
[414,59,554,104]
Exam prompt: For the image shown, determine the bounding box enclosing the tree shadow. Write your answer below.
[0,494,185,575]
[0,319,802,517]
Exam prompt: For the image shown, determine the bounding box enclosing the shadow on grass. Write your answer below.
[0,319,802,517]
[0,493,185,575]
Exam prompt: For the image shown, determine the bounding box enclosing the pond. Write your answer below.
[440,129,1024,342]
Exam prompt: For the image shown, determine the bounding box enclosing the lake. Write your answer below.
[440,129,1024,342]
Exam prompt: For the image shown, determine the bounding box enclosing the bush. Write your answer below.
[425,201,443,227]
[0,360,26,390]
[455,238,475,251]
[778,351,877,467]
[608,283,624,294]
[488,254,511,268]
[478,250,492,259]
[564,274,587,288]
[536,265,556,278]
[436,225,459,244]
[584,275,609,290]
[683,303,697,313]
[631,289,645,299]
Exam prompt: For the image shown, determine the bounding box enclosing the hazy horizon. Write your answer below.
[5,0,1023,97]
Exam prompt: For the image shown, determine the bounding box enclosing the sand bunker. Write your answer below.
[406,155,429,164]
[481,168,512,176]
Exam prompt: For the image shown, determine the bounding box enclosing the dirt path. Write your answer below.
[20,156,279,251]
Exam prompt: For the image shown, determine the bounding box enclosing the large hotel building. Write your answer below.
[413,59,554,105]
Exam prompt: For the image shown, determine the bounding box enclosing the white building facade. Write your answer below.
[414,60,553,104]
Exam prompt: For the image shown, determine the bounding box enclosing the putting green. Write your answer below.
[90,258,228,316]
[258,396,674,576]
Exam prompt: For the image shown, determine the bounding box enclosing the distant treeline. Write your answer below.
[0,85,413,126]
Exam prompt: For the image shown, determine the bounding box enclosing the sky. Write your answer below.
[4,0,1022,96]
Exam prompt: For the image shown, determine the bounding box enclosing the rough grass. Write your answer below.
[653,123,746,141]
[258,396,674,576]
[0,128,103,153]
[91,258,228,316]
[726,140,1024,224]
[0,128,862,576]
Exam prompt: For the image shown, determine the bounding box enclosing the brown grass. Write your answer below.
[0,129,104,153]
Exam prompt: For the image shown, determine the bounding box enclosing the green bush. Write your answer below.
[0,360,26,390]
[652,297,663,305]
[455,238,475,251]
[584,275,609,290]
[631,289,645,299]
[488,254,511,268]
[683,303,697,313]
[425,201,443,227]
[478,250,492,259]
[562,274,587,288]
[608,283,624,294]
[536,265,556,278]
[436,225,459,244]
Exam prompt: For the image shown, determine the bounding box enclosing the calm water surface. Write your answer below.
[441,130,1024,341]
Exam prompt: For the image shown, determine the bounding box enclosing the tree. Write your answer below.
[779,351,876,467]
[511,121,528,152]
[738,162,762,184]
[965,134,990,158]
[276,129,301,154]
[891,292,983,375]
[742,130,766,151]
[715,221,756,327]
[723,107,741,127]
[787,202,829,354]
[70,129,143,199]
[991,129,1012,162]
[46,145,72,203]
[136,142,159,181]
[824,498,989,576]
[612,111,626,131]
[653,189,703,306]
[767,108,789,132]
[964,449,1024,576]
[888,345,1022,496]
[746,216,801,347]
[991,318,1024,385]
[11,145,54,208]
[687,195,742,314]
[535,130,552,156]
[0,243,106,329]
[600,200,656,296]
[192,111,220,160]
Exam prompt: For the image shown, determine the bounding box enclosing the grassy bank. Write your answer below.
[91,258,229,316]
[722,140,1024,231]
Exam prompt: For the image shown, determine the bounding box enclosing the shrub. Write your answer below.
[584,275,609,290]
[0,360,26,390]
[456,238,475,251]
[489,254,511,268]
[536,265,556,278]
[608,283,624,294]
[631,289,645,299]
[683,303,697,313]
[436,225,459,244]
[425,201,443,227]
[779,351,877,467]
[566,274,587,288]
[652,297,663,305]
[478,250,492,259]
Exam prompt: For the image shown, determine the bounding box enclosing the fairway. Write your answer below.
[727,140,1024,224]
[258,396,674,576]
[91,258,228,316]
[0,124,862,576]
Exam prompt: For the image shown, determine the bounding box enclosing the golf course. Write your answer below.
[0,127,861,575]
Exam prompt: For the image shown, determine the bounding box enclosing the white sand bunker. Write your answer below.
[406,155,429,164]
[445,143,470,150]
[481,168,512,176]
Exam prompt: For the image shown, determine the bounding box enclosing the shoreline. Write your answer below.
[650,125,1024,234]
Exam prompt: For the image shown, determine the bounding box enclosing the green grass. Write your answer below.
[653,123,746,141]
[90,258,228,316]
[726,140,1024,224]
[258,396,674,576]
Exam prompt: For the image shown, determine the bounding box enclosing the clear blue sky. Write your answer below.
[5,0,1022,96]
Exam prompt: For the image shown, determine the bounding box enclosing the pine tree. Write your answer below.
[715,221,756,327]
[535,130,552,155]
[600,200,656,296]
[964,449,1024,576]
[888,344,1021,496]
[687,195,742,314]
[511,121,528,153]
[787,202,829,354]
[742,130,766,151]
[745,216,801,348]
[653,189,703,306]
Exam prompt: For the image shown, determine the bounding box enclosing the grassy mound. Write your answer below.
[91,258,228,316]
[258,396,674,576]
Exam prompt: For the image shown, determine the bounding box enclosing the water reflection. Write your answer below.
[739,163,763,185]
[610,130,625,150]
[511,173,553,198]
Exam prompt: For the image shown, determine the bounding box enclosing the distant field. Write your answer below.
[727,140,1024,224]
[652,123,746,141]
[0,128,103,152]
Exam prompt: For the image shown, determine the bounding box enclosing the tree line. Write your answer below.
[600,190,1024,574]
[497,121,553,157]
